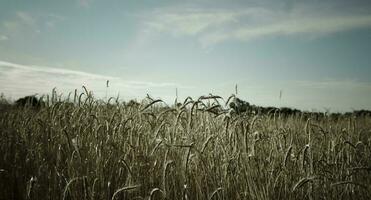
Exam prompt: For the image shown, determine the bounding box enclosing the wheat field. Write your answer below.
[1,89,371,200]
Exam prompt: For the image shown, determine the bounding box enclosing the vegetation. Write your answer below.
[1,88,371,200]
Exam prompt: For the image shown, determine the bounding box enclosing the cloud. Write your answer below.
[0,11,66,39]
[146,9,240,36]
[44,14,66,29]
[3,11,37,31]
[201,14,371,46]
[15,11,36,26]
[0,35,8,41]
[77,0,92,8]
[143,3,371,46]
[0,60,188,101]
[1,11,38,37]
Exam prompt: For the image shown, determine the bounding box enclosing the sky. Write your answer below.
[1,0,371,112]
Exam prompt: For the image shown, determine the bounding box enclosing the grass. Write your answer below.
[0,89,371,200]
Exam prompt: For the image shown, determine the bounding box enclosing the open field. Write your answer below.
[1,90,371,200]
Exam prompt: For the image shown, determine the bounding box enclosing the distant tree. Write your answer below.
[229,97,250,114]
[354,109,371,117]
[126,99,140,107]
[15,95,43,108]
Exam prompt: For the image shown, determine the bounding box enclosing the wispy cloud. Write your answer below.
[0,35,8,41]
[146,9,240,36]
[0,60,188,101]
[15,11,36,26]
[143,3,371,46]
[44,14,66,29]
[77,0,93,8]
[2,11,37,34]
[0,11,65,39]
[201,14,371,46]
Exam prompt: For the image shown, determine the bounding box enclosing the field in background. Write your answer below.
[1,89,371,200]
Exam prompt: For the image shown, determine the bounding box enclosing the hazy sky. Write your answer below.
[1,0,371,111]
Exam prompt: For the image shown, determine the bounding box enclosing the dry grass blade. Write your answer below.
[330,181,367,189]
[149,188,165,200]
[141,99,163,112]
[107,97,115,104]
[349,166,371,171]
[292,176,316,192]
[283,146,293,167]
[120,159,133,177]
[163,160,174,196]
[157,108,176,121]
[172,142,194,148]
[205,105,221,114]
[209,187,223,200]
[198,95,223,100]
[302,144,309,170]
[151,139,163,155]
[201,135,214,154]
[225,94,235,106]
[146,94,154,101]
[63,176,85,200]
[183,96,193,105]
[82,85,89,96]
[180,100,194,110]
[343,141,356,149]
[111,185,141,200]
